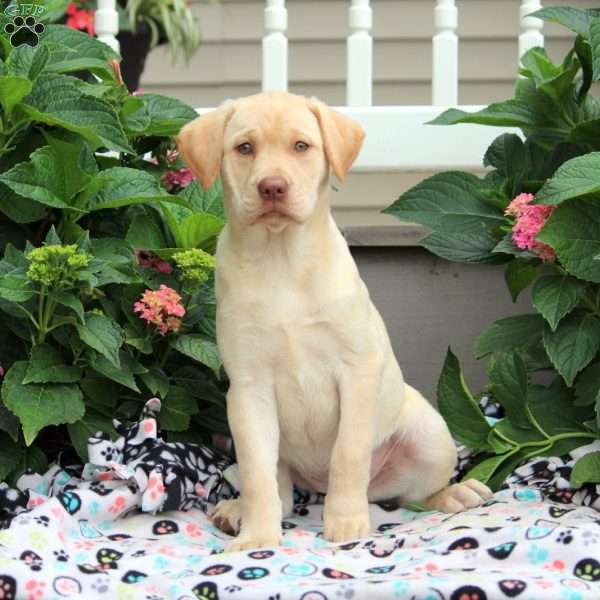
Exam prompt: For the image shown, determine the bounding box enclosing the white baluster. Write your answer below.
[347,0,373,107]
[519,0,544,59]
[262,0,288,92]
[432,0,458,106]
[95,0,120,53]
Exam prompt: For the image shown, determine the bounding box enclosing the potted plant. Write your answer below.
[56,0,201,91]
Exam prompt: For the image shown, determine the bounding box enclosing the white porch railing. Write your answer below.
[95,0,543,173]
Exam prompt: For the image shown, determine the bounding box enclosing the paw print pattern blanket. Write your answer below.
[0,399,598,600]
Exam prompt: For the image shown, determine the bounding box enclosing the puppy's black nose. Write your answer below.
[258,177,288,203]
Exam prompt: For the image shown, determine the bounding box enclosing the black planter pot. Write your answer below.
[117,25,153,92]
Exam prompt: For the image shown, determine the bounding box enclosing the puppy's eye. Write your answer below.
[237,142,253,155]
[294,141,309,152]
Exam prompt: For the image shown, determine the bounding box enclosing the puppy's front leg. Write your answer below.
[324,357,382,543]
[226,382,281,552]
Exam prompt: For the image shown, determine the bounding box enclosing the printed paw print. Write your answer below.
[191,581,218,600]
[0,575,17,600]
[53,549,69,562]
[34,516,49,527]
[101,446,118,461]
[335,584,355,599]
[574,558,600,582]
[20,550,43,572]
[582,530,600,546]
[24,579,46,600]
[91,577,110,594]
[4,16,45,48]
[556,530,573,544]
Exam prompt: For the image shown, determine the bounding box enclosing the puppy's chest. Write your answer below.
[269,319,342,453]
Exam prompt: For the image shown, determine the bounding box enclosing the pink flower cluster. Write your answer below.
[135,250,173,274]
[505,193,556,262]
[133,285,185,335]
[161,168,195,191]
[65,3,95,35]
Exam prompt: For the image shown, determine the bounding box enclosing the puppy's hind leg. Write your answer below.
[368,385,492,512]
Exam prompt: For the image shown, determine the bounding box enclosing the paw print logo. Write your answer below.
[4,15,45,48]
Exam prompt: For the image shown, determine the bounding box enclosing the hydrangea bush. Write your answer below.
[385,7,600,490]
[0,23,228,483]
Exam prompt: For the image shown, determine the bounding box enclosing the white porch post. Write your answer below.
[262,0,288,92]
[346,0,373,107]
[519,0,544,60]
[94,0,120,53]
[432,0,458,106]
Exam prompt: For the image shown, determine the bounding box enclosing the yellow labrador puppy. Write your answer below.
[177,92,492,552]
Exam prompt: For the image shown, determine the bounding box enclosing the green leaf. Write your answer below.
[543,312,600,386]
[436,348,491,449]
[531,6,597,37]
[179,180,225,220]
[483,133,528,197]
[176,213,224,249]
[90,352,143,392]
[171,334,222,376]
[571,451,600,488]
[22,73,132,154]
[383,172,508,264]
[0,75,32,115]
[464,450,520,485]
[126,214,167,250]
[590,17,600,80]
[0,141,92,208]
[41,25,118,78]
[51,291,85,324]
[159,386,198,431]
[7,445,48,486]
[536,152,600,205]
[85,167,187,211]
[0,405,20,442]
[76,313,123,368]
[537,198,600,283]
[6,44,49,80]
[0,432,23,481]
[488,352,533,430]
[532,275,587,331]
[0,274,33,302]
[23,344,81,384]
[475,314,545,359]
[135,93,198,137]
[67,412,115,462]
[505,259,538,302]
[429,100,541,128]
[575,35,594,102]
[140,367,170,398]
[1,361,84,445]
[575,363,600,406]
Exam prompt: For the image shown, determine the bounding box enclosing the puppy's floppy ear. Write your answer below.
[176,99,235,190]
[309,98,365,183]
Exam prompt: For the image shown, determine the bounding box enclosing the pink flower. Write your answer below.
[135,250,173,275]
[505,193,556,262]
[66,3,95,35]
[133,285,185,335]
[161,168,196,191]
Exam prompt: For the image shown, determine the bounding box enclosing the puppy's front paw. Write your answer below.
[425,479,493,513]
[324,509,371,543]
[213,498,242,535]
[224,528,281,553]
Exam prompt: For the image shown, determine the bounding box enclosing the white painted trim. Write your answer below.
[432,0,458,106]
[262,0,288,91]
[194,105,515,172]
[346,0,373,106]
[95,0,120,53]
[519,0,544,59]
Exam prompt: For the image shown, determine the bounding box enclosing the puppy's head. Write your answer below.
[177,92,364,233]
